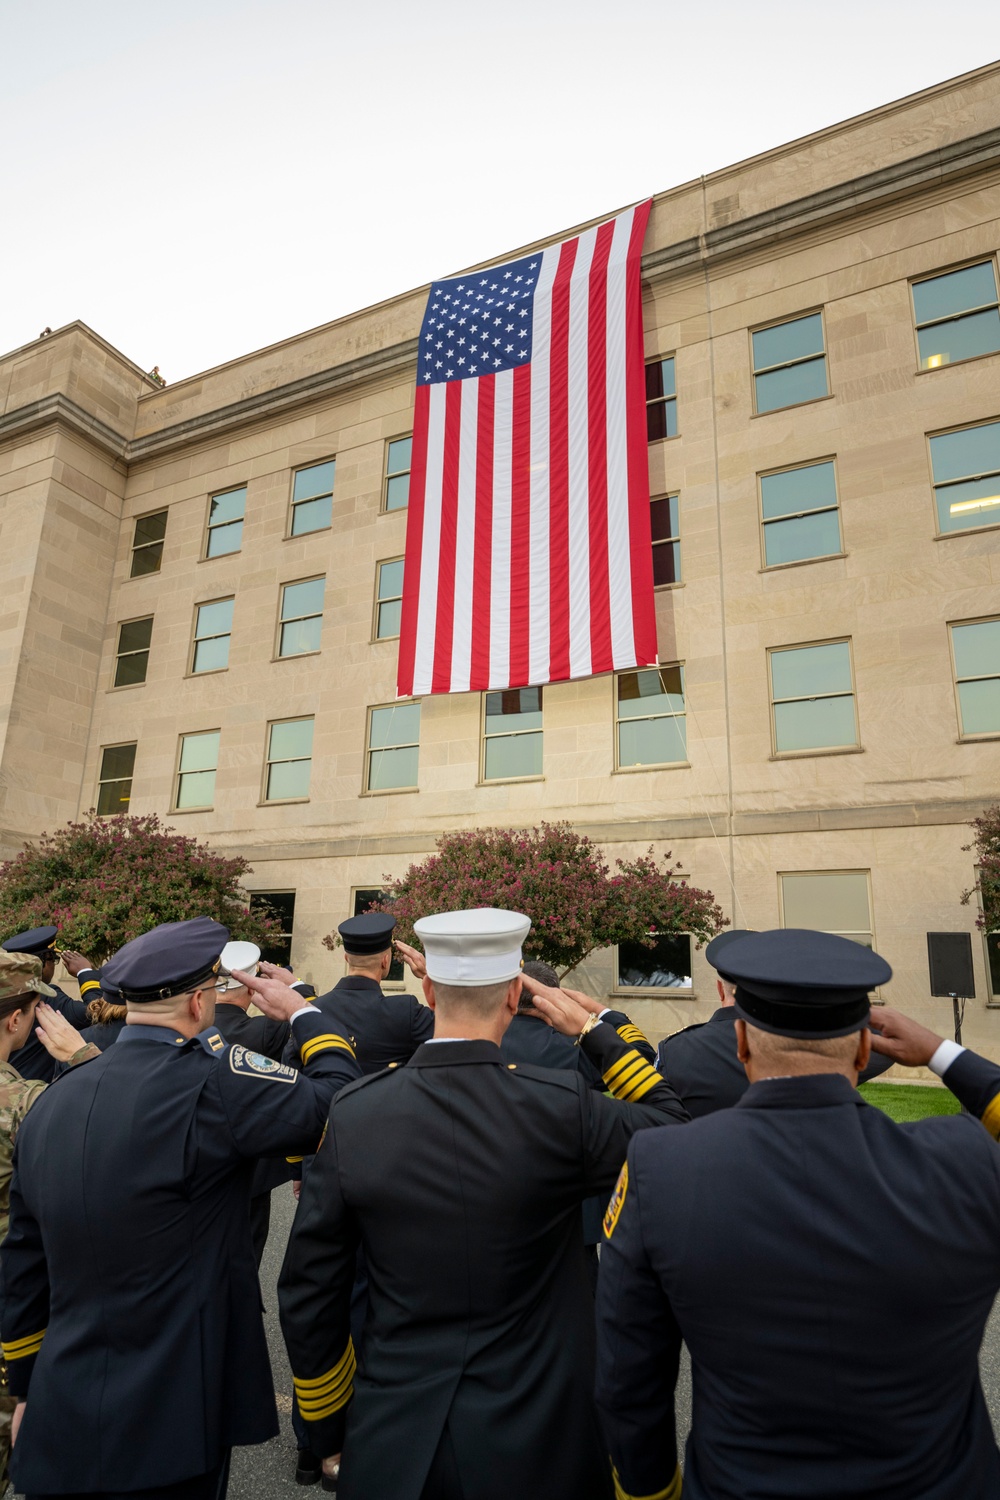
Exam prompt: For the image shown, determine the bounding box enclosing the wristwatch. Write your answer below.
[574,1013,601,1046]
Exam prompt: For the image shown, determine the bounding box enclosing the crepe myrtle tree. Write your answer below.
[962,804,1000,931]
[0,812,281,963]
[324,822,726,977]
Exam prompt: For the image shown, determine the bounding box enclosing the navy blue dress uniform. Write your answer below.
[596,929,1000,1500]
[0,917,361,1500]
[278,908,690,1500]
[655,928,892,1116]
[3,929,90,1083]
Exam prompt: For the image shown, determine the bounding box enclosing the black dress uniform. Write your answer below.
[597,929,1000,1500]
[0,918,360,1500]
[3,929,91,1083]
[279,904,690,1500]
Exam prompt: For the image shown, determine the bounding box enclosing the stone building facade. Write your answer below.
[1,63,998,1050]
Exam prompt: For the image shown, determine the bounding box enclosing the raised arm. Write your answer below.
[870,1007,1000,1136]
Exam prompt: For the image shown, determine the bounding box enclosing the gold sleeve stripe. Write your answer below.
[603,1050,647,1088]
[616,1067,662,1103]
[3,1328,46,1360]
[612,1464,682,1500]
[980,1092,1000,1141]
[80,979,101,995]
[299,1034,356,1065]
[616,1025,650,1047]
[286,1155,305,1164]
[293,1341,357,1416]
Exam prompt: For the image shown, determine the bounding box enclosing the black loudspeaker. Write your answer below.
[926,932,976,997]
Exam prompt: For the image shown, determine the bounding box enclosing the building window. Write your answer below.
[175,731,220,810]
[191,599,234,674]
[645,358,677,441]
[913,261,1000,370]
[97,743,136,815]
[779,871,873,947]
[383,437,412,512]
[279,578,325,657]
[929,420,1000,534]
[482,688,543,781]
[114,617,153,687]
[366,702,420,792]
[616,667,686,768]
[205,486,246,558]
[987,930,1000,1002]
[651,494,680,585]
[249,891,296,968]
[617,933,692,989]
[374,559,404,640]
[129,511,167,577]
[769,640,857,754]
[291,460,335,536]
[760,460,842,567]
[951,618,1000,737]
[751,313,828,414]
[353,888,404,981]
[264,718,314,802]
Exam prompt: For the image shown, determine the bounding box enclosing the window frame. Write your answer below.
[261,715,315,805]
[777,868,876,952]
[202,484,247,561]
[287,457,336,539]
[363,699,421,797]
[614,931,694,996]
[767,636,860,758]
[275,575,326,661]
[613,665,688,773]
[645,356,678,443]
[172,729,221,814]
[128,509,168,579]
[749,309,830,416]
[948,614,1000,741]
[111,615,153,690]
[650,492,682,588]
[371,557,405,643]
[188,595,235,677]
[96,741,137,816]
[910,254,1000,373]
[381,433,413,514]
[926,417,1000,540]
[479,687,544,786]
[757,456,844,571]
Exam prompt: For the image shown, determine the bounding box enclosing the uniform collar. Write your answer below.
[736,1073,862,1110]
[407,1039,502,1068]
[0,1058,22,1083]
[116,1025,189,1048]
[708,1007,737,1026]
[334,974,384,994]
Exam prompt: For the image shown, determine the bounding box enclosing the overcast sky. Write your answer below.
[2,2,997,381]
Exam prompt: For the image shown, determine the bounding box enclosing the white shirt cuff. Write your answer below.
[289,1004,320,1025]
[597,1008,611,1021]
[928,1039,965,1077]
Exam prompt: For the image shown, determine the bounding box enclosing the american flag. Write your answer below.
[396,200,658,698]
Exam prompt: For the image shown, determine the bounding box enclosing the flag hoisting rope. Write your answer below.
[396,199,658,698]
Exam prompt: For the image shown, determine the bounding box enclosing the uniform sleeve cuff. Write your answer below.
[289,1004,321,1025]
[597,1008,611,1020]
[928,1039,965,1077]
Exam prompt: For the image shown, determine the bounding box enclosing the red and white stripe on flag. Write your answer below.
[396,199,657,698]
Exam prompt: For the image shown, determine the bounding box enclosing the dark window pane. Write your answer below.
[760,462,837,520]
[917,309,1000,369]
[387,438,412,475]
[618,666,684,717]
[293,461,336,503]
[208,489,246,526]
[206,520,244,558]
[763,510,842,566]
[485,687,542,733]
[913,262,998,325]
[618,933,691,988]
[130,541,163,578]
[291,495,332,535]
[101,744,136,781]
[652,541,680,586]
[133,512,167,546]
[929,422,1000,484]
[118,618,153,654]
[952,620,1000,679]
[114,651,149,687]
[249,892,296,967]
[752,313,825,371]
[935,475,1000,533]
[770,642,852,700]
[646,397,677,442]
[987,931,1000,998]
[754,357,828,413]
[773,695,856,752]
[645,361,664,401]
[385,473,410,510]
[353,889,404,980]
[650,497,677,542]
[97,778,132,815]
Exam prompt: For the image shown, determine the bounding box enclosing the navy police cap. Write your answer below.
[704,929,753,970]
[3,926,59,957]
[109,917,229,1003]
[718,928,892,1040]
[338,912,396,956]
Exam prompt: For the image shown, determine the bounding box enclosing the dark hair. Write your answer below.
[518,959,559,1012]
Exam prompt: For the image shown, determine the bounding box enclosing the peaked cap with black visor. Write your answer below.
[715,928,892,1040]
[108,917,229,1003]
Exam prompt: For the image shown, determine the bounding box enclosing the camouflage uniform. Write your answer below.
[0,950,98,1484]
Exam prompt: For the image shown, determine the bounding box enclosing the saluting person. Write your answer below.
[1,929,92,1082]
[274,908,690,1500]
[0,917,360,1500]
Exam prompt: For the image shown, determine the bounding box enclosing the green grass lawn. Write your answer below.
[858,1081,961,1123]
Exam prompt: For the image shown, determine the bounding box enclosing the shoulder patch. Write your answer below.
[603,1162,628,1240]
[228,1045,298,1084]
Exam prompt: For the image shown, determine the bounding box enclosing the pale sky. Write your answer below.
[2,1,998,381]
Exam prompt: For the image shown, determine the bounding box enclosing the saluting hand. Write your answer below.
[259,961,294,983]
[59,949,94,977]
[34,1003,88,1062]
[394,940,426,980]
[232,969,309,1022]
[868,1007,944,1068]
[519,973,598,1037]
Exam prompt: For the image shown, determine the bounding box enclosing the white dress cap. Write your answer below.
[413,908,531,987]
[220,940,261,989]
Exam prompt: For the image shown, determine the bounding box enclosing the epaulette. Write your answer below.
[192,1030,228,1057]
[659,1022,706,1045]
[501,1062,582,1092]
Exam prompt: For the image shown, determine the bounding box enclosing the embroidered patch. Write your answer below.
[228,1045,297,1083]
[603,1162,628,1240]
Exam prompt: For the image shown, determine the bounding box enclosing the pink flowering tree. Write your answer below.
[0,812,280,961]
[324,822,726,976]
[962,805,1000,930]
